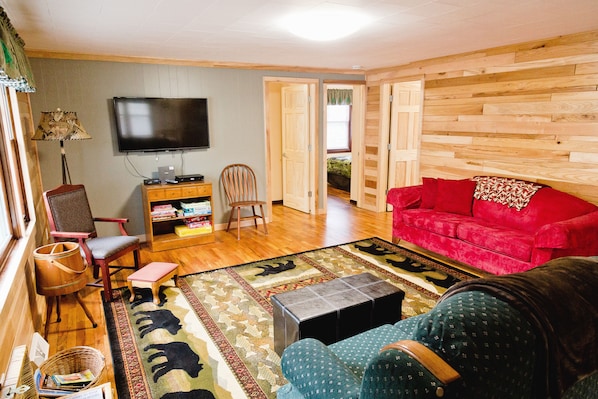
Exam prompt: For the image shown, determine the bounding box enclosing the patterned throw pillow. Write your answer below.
[472,176,544,211]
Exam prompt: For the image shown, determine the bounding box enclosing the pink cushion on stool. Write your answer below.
[128,262,179,282]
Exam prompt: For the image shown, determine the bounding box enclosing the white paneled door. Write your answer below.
[281,84,311,213]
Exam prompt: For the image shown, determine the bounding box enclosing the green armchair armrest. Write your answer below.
[281,338,362,399]
[359,340,460,399]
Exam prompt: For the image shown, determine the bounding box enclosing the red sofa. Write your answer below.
[387,176,598,275]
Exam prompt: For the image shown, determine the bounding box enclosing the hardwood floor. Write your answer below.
[44,195,395,392]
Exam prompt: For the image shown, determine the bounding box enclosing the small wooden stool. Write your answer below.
[127,262,179,304]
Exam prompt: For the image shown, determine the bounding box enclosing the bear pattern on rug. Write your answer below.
[128,287,223,398]
[144,342,204,383]
[134,309,182,338]
[161,390,216,399]
[131,286,168,307]
[356,241,464,290]
[255,260,297,276]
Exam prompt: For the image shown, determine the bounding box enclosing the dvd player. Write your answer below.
[176,174,204,183]
[143,178,162,185]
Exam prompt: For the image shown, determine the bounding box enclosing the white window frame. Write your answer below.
[326,104,352,153]
[0,87,34,272]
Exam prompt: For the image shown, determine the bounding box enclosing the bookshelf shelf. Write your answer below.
[141,181,215,251]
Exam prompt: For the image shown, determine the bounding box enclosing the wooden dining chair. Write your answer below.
[43,184,140,301]
[220,164,268,240]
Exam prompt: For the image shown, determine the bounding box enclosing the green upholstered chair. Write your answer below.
[278,256,598,399]
[279,291,536,399]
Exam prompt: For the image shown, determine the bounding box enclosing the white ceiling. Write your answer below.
[3,0,598,72]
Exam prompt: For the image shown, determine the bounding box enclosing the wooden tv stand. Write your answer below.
[141,181,215,252]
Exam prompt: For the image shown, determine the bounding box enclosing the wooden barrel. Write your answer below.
[34,242,88,296]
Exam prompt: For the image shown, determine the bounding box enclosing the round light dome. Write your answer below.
[282,10,371,41]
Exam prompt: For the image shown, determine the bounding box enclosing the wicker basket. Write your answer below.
[39,346,106,391]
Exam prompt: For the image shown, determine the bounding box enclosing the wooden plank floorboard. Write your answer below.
[44,195,395,394]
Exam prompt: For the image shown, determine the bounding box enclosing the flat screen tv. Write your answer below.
[113,97,210,152]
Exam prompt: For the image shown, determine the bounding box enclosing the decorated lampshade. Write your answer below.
[32,108,91,141]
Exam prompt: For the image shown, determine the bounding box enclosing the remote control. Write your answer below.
[165,179,179,184]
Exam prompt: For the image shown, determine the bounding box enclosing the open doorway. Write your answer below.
[323,83,365,207]
[263,78,318,217]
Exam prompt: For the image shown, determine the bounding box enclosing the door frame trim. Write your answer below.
[263,77,319,218]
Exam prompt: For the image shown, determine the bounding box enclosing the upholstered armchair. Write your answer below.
[43,184,140,301]
[278,257,598,399]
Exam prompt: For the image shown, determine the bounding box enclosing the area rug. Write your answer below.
[103,237,478,399]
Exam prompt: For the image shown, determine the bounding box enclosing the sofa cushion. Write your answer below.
[474,187,598,233]
[402,209,472,238]
[434,178,476,216]
[457,220,535,261]
[420,177,438,209]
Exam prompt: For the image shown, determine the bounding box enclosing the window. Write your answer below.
[0,87,30,270]
[0,175,11,254]
[326,104,351,153]
[0,2,37,280]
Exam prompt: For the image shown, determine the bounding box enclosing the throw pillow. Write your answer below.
[434,179,477,216]
[420,177,438,209]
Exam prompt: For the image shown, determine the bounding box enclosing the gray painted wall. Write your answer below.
[29,58,362,238]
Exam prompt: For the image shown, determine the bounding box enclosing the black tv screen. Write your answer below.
[113,97,210,152]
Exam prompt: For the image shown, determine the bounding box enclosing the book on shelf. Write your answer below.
[180,200,210,208]
[151,205,177,213]
[185,221,212,229]
[151,207,178,220]
[182,209,211,216]
[185,215,209,223]
[152,204,175,210]
[185,216,212,229]
[180,200,211,215]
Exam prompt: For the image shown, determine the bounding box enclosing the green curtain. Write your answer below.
[0,7,35,92]
[327,89,352,105]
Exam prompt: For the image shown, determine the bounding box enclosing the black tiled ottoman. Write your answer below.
[271,273,405,355]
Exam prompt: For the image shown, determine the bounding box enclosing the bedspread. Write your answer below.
[327,156,351,191]
[327,156,351,178]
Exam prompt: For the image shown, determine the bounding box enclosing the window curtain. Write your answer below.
[327,89,352,105]
[0,7,35,92]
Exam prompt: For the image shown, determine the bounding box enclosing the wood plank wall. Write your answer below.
[365,30,598,211]
[363,84,383,209]
[0,93,47,375]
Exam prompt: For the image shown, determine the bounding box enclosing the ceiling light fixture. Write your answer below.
[282,9,371,41]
